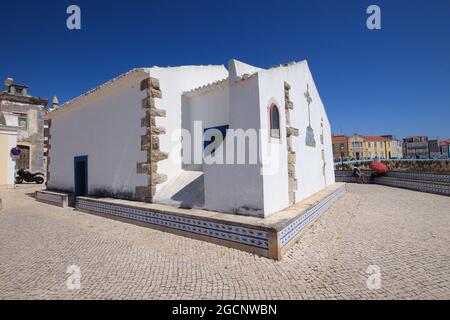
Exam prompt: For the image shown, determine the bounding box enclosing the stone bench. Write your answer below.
[35,190,74,208]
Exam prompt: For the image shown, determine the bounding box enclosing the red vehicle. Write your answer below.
[369,161,389,175]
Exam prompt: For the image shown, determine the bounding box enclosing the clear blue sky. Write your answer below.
[1,0,449,139]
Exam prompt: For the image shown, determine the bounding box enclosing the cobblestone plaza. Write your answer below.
[0,184,449,299]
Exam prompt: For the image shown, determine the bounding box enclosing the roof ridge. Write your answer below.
[183,78,228,95]
[59,68,146,109]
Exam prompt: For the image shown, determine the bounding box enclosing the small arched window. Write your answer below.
[269,104,280,139]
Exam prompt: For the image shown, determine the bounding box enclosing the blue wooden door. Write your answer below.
[74,156,88,196]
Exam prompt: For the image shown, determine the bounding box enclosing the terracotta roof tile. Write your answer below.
[332,135,348,142]
[364,136,389,141]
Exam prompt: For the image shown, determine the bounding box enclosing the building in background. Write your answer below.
[332,135,349,162]
[0,78,48,172]
[439,139,450,159]
[333,133,449,161]
[390,139,403,159]
[403,136,429,159]
[428,139,441,159]
[364,136,390,159]
[381,135,403,159]
[333,134,404,161]
[347,134,365,160]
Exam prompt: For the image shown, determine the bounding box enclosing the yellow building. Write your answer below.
[332,135,349,161]
[347,134,365,160]
[333,134,402,161]
[364,136,390,159]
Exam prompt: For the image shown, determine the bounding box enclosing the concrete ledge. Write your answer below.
[75,183,346,260]
[376,177,450,196]
[279,184,347,257]
[35,190,73,208]
[335,170,450,196]
[336,176,372,183]
[384,171,450,184]
[335,170,372,183]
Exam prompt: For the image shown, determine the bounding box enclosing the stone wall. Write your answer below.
[335,170,450,196]
[284,82,299,204]
[136,77,168,202]
[335,160,450,173]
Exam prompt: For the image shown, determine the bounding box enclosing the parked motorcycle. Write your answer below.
[15,169,45,184]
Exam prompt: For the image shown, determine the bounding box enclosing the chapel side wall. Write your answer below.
[203,76,265,216]
[255,62,335,214]
[47,73,148,198]
[149,66,228,189]
[257,69,290,216]
[288,62,335,202]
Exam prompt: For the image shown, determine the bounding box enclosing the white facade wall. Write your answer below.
[149,66,228,192]
[203,73,265,216]
[0,113,19,187]
[48,70,149,196]
[48,66,227,198]
[193,60,335,217]
[257,70,290,215]
[280,61,334,202]
[0,130,18,187]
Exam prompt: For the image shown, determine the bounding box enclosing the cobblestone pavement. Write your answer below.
[0,184,449,299]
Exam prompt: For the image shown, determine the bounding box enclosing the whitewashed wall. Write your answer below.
[48,66,227,198]
[150,66,228,193]
[257,70,290,215]
[0,113,18,187]
[202,60,334,217]
[263,61,335,203]
[48,70,149,196]
[181,82,229,171]
[203,62,265,216]
[0,130,18,186]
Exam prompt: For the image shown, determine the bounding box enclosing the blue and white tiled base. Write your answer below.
[335,170,371,177]
[76,198,269,250]
[384,171,450,184]
[335,176,359,183]
[75,184,347,260]
[334,170,450,196]
[335,170,372,183]
[375,177,450,196]
[279,184,347,248]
